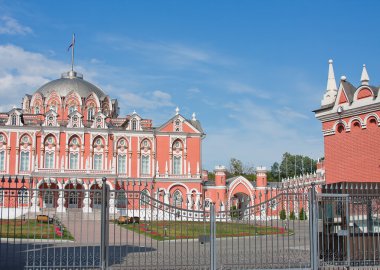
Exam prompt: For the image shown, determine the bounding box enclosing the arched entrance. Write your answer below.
[39,182,59,208]
[64,183,84,208]
[231,192,250,219]
[90,184,102,209]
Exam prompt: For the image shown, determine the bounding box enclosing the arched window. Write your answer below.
[141,155,149,175]
[20,152,30,171]
[69,153,79,169]
[173,156,181,175]
[132,119,137,130]
[35,106,40,114]
[93,190,102,208]
[45,152,54,168]
[118,155,126,174]
[18,188,29,205]
[11,114,17,125]
[87,107,94,120]
[94,154,103,170]
[140,189,150,206]
[0,151,5,171]
[172,190,182,208]
[172,140,183,175]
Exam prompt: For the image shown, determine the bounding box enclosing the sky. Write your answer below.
[1,0,380,171]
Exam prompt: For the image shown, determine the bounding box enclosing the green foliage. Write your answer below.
[289,211,296,220]
[299,207,307,220]
[279,209,286,220]
[271,152,318,180]
[228,158,255,181]
[207,172,215,181]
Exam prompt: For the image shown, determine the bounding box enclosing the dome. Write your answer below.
[35,71,106,99]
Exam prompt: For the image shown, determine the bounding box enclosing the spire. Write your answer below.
[326,59,337,91]
[361,64,369,85]
[67,33,76,72]
[321,59,338,106]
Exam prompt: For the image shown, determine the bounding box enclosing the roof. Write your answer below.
[35,71,106,99]
[188,119,204,133]
[341,80,356,103]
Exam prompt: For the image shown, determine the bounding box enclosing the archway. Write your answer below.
[231,192,250,219]
[38,182,59,208]
[64,183,84,208]
[90,184,102,209]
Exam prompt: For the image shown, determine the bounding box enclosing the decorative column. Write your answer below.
[128,152,132,177]
[82,182,92,213]
[187,193,192,210]
[6,147,10,174]
[195,193,201,210]
[57,187,66,213]
[163,192,169,205]
[15,147,19,174]
[29,190,40,213]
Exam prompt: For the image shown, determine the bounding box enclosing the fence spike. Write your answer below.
[1,175,5,183]
[8,176,12,183]
[21,176,25,184]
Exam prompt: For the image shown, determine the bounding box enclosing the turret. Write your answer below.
[214,165,227,186]
[256,166,267,187]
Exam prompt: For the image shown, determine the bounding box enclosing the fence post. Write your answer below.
[309,183,318,270]
[100,177,109,270]
[210,203,217,270]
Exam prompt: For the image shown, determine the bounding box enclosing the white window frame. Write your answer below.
[173,156,182,175]
[0,151,5,171]
[69,153,79,169]
[141,155,150,175]
[45,152,54,169]
[118,155,126,174]
[94,154,103,170]
[18,188,29,206]
[20,152,29,172]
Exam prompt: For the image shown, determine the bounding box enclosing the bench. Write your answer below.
[36,215,53,223]
[117,216,140,224]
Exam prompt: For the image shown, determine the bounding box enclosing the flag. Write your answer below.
[67,34,75,51]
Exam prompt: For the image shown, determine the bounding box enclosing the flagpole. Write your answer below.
[71,34,75,72]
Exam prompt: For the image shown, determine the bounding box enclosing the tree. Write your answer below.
[228,158,256,181]
[275,153,318,180]
[279,209,286,220]
[289,211,296,220]
[299,207,307,220]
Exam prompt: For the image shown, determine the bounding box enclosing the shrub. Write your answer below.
[289,211,296,220]
[299,207,307,220]
[279,209,286,220]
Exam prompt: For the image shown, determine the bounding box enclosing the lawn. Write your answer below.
[0,219,74,240]
[116,220,288,241]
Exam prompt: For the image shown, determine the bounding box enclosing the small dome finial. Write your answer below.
[175,107,180,115]
[328,59,333,64]
[361,64,370,85]
[192,112,196,121]
[341,75,347,81]
[132,109,136,115]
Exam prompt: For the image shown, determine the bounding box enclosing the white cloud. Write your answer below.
[121,90,174,111]
[227,81,270,99]
[0,16,32,35]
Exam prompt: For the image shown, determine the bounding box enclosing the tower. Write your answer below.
[315,61,380,184]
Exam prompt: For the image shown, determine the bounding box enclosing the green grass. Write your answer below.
[115,220,288,241]
[0,219,74,240]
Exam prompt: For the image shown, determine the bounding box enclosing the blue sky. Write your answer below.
[1,0,380,171]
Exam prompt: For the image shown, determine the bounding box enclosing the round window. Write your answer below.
[120,140,125,146]
[0,134,3,142]
[143,140,148,147]
[47,137,53,144]
[175,120,180,126]
[96,138,101,145]
[22,136,28,143]
[49,116,53,121]
[175,141,180,148]
[72,138,78,144]
[73,116,78,122]
[97,118,101,122]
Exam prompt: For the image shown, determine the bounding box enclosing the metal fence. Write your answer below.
[1,177,380,269]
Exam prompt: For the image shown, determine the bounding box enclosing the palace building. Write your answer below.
[4,54,375,219]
